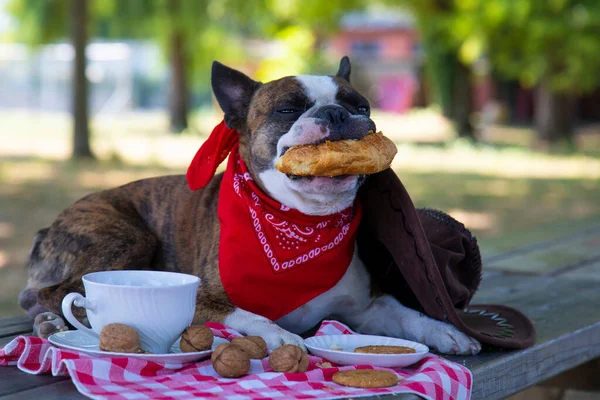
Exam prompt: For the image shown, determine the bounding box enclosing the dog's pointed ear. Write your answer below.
[336,56,351,82]
[211,61,261,130]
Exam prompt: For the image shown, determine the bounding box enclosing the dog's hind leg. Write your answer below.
[18,228,71,338]
[19,229,53,317]
[19,195,158,337]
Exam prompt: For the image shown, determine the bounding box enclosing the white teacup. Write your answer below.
[61,270,200,354]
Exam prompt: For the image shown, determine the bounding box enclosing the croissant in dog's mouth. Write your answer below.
[275,131,397,177]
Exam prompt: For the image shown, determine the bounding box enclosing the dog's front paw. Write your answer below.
[224,308,306,351]
[33,312,69,339]
[422,321,481,355]
[258,325,305,351]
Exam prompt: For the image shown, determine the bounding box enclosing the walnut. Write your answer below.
[99,323,141,353]
[231,336,268,359]
[180,325,214,352]
[268,344,308,373]
[211,343,250,378]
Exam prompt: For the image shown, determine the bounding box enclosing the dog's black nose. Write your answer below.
[310,104,375,141]
[312,105,350,126]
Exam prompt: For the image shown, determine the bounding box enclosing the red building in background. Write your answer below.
[329,10,600,124]
[328,11,424,114]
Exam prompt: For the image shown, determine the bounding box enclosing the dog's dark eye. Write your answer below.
[277,109,299,114]
[357,106,369,114]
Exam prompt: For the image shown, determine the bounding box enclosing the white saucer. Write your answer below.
[305,334,429,368]
[48,330,228,363]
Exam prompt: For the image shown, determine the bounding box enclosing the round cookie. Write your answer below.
[332,370,399,388]
[354,345,416,354]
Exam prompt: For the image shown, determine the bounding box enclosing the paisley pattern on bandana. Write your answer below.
[231,167,355,274]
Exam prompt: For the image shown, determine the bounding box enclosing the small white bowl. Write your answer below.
[305,334,429,368]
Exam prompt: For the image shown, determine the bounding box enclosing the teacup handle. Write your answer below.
[61,292,98,337]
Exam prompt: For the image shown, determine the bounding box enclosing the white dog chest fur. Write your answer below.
[275,245,372,334]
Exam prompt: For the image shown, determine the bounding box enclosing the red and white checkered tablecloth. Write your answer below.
[0,320,472,400]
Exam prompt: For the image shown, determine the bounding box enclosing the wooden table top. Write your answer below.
[1,222,600,400]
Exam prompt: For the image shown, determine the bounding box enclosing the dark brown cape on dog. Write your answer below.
[358,169,535,349]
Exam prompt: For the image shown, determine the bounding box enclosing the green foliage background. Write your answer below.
[5,0,600,141]
[5,0,364,88]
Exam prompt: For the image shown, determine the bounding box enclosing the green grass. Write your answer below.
[1,109,600,317]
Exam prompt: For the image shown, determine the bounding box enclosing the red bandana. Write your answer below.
[187,122,362,321]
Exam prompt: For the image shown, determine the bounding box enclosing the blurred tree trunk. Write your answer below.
[167,0,189,133]
[492,73,518,124]
[451,60,475,140]
[71,0,94,159]
[424,43,475,140]
[418,0,475,140]
[535,79,576,146]
[168,31,189,133]
[427,49,454,119]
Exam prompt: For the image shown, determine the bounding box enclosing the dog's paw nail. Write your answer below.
[37,321,61,339]
[451,344,459,353]
[257,327,305,351]
[34,312,56,326]
[469,340,481,355]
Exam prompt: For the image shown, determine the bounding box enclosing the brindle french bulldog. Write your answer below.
[19,57,480,355]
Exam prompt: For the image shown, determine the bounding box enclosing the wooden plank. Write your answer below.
[0,329,65,397]
[469,321,600,400]
[0,315,32,338]
[484,229,600,274]
[476,279,599,327]
[547,254,600,277]
[0,334,27,348]
[472,276,600,352]
[563,259,600,281]
[0,367,69,396]
[562,390,600,400]
[540,359,600,391]
[0,380,82,400]
[0,333,72,398]
[480,219,600,259]
[447,276,600,399]
[473,273,554,303]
